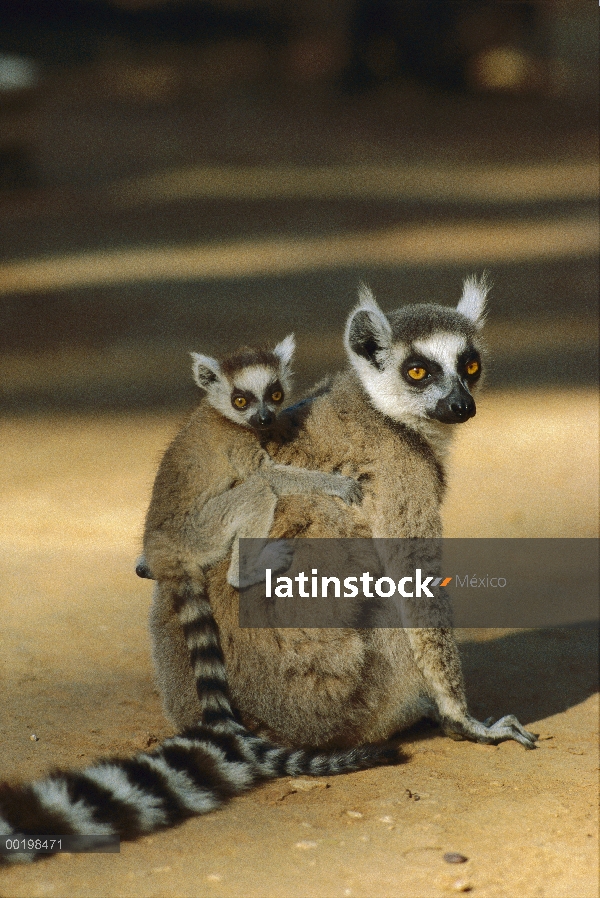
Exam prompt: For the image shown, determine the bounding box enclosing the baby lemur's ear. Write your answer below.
[345,284,393,369]
[273,334,295,377]
[191,352,222,390]
[456,274,490,329]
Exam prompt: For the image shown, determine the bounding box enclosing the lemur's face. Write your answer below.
[345,279,488,427]
[191,334,295,431]
[226,366,285,430]
[385,332,482,424]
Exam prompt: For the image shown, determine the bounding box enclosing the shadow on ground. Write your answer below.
[459,624,599,727]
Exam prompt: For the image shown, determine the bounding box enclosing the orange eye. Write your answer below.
[407,366,427,381]
[233,396,247,408]
[271,391,282,402]
[465,360,480,376]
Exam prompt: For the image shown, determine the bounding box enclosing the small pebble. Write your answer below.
[452,880,473,892]
[444,853,468,864]
[30,734,39,742]
[346,810,363,818]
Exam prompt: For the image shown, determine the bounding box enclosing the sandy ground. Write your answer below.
[0,387,598,898]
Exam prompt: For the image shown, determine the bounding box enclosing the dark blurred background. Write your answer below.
[0,0,597,411]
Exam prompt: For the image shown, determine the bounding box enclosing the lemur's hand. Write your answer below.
[237,540,294,589]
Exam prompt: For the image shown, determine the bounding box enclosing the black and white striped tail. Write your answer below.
[0,723,400,863]
[174,578,245,732]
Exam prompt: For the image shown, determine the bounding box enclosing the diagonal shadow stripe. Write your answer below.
[0,214,596,296]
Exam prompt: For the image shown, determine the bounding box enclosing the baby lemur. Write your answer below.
[152,276,538,753]
[140,335,362,728]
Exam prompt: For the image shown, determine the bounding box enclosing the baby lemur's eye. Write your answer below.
[271,391,283,402]
[233,396,247,409]
[407,366,428,381]
[465,359,480,376]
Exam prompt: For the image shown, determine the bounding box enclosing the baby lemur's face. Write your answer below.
[345,277,488,427]
[224,364,286,430]
[191,335,295,431]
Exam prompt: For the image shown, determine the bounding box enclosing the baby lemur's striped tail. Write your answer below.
[173,578,241,732]
[0,581,400,864]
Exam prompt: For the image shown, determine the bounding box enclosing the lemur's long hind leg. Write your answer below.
[170,576,403,774]
[171,576,405,770]
[405,628,537,749]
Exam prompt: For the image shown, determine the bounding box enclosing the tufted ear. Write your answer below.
[344,284,393,369]
[456,274,490,329]
[272,333,295,381]
[190,352,222,390]
[273,333,295,366]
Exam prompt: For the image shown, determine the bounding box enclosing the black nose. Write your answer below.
[432,385,477,424]
[449,395,476,421]
[254,410,274,428]
[135,559,154,579]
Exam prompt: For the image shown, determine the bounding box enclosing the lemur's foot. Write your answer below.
[236,540,294,589]
[443,714,538,750]
[135,555,155,580]
[331,475,363,506]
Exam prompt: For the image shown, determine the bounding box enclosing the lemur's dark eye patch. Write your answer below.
[402,356,442,386]
[265,381,284,404]
[231,390,256,410]
[460,350,482,381]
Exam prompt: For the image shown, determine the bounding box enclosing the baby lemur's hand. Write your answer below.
[237,540,294,589]
[330,474,363,506]
[135,555,155,580]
